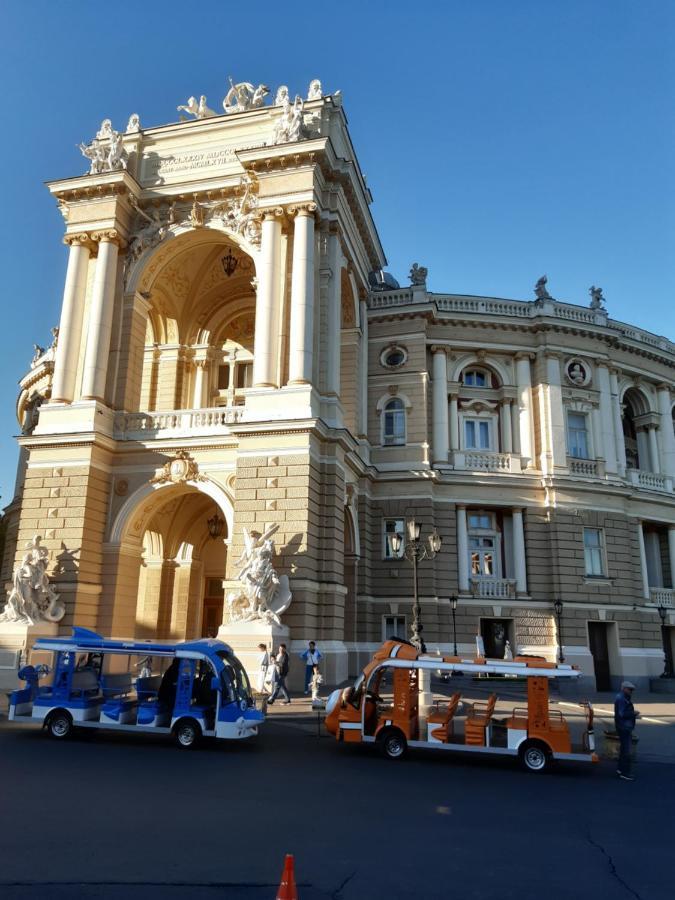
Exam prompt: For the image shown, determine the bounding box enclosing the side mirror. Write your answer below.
[211,676,220,691]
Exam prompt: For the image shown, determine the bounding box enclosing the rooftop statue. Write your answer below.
[226,525,292,626]
[272,94,307,145]
[223,78,269,114]
[589,285,606,310]
[409,262,428,286]
[79,120,128,174]
[126,113,141,133]
[177,95,216,119]
[0,535,65,626]
[307,78,322,100]
[275,85,289,106]
[534,275,552,301]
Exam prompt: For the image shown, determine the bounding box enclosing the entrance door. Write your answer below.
[480,619,511,659]
[588,622,611,691]
[663,625,675,677]
[201,578,224,638]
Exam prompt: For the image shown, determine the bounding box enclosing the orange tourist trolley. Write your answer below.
[324,639,598,772]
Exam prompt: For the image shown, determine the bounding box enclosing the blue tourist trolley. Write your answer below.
[7,627,263,748]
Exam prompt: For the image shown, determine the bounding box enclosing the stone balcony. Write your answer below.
[568,457,600,478]
[649,587,674,608]
[113,406,244,440]
[453,451,521,474]
[470,577,517,599]
[627,469,674,494]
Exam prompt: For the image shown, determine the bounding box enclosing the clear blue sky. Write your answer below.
[0,0,673,501]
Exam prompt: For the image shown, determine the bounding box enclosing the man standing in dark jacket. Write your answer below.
[268,644,291,705]
[614,681,639,780]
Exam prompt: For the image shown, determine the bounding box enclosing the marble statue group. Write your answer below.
[0,535,65,626]
[226,525,292,626]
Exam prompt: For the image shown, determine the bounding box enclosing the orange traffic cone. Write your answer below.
[276,853,298,900]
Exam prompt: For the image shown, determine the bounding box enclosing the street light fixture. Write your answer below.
[553,598,565,664]
[656,604,674,678]
[450,594,459,657]
[388,520,442,653]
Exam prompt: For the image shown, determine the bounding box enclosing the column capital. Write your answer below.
[63,231,94,250]
[430,345,447,355]
[656,382,673,395]
[288,202,318,219]
[261,206,284,221]
[542,350,562,361]
[514,352,534,362]
[91,228,126,248]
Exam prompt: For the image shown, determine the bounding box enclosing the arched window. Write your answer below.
[382,398,406,446]
[462,368,492,388]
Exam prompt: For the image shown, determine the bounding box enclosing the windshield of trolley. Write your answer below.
[216,651,252,704]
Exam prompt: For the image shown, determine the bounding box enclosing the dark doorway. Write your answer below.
[663,626,675,677]
[480,619,512,659]
[588,622,612,691]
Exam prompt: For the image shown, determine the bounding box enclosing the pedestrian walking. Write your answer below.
[268,644,291,705]
[300,641,322,695]
[256,643,269,694]
[614,680,640,780]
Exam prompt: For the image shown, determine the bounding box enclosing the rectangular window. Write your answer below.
[464,419,491,450]
[583,528,606,577]
[469,513,492,529]
[235,362,253,389]
[383,518,405,559]
[217,364,230,390]
[382,615,406,641]
[568,412,589,459]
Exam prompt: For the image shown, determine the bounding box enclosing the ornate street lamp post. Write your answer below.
[389,520,442,654]
[656,604,674,678]
[553,598,565,664]
[450,594,459,656]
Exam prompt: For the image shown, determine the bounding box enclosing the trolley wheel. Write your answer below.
[46,710,73,740]
[519,740,551,773]
[174,718,201,749]
[379,728,407,760]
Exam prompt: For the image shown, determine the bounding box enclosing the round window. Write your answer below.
[381,346,407,368]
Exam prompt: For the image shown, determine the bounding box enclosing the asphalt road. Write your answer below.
[0,715,672,900]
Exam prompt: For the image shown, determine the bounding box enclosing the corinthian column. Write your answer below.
[253,209,282,388]
[325,228,341,396]
[288,204,317,385]
[81,231,122,402]
[431,347,449,464]
[597,363,617,474]
[51,234,92,403]
[515,353,534,467]
[657,385,675,478]
[457,505,469,593]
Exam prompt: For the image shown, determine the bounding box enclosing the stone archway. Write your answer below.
[101,479,234,639]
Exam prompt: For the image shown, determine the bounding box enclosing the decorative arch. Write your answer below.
[127,223,260,297]
[449,353,510,388]
[376,390,413,413]
[620,383,654,416]
[109,477,234,547]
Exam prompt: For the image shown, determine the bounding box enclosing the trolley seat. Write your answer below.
[33,668,103,713]
[100,673,138,724]
[135,675,170,726]
[464,693,497,746]
[427,692,461,743]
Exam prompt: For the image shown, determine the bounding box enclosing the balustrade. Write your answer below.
[113,406,244,439]
[470,577,516,599]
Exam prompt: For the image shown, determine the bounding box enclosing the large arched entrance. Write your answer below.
[102,480,234,640]
[118,227,260,417]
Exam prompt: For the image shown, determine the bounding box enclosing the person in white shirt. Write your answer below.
[256,643,269,694]
[300,641,322,695]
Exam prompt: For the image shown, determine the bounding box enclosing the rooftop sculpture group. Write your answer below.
[79,118,130,174]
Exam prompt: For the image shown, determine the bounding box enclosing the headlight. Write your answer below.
[325,689,341,715]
